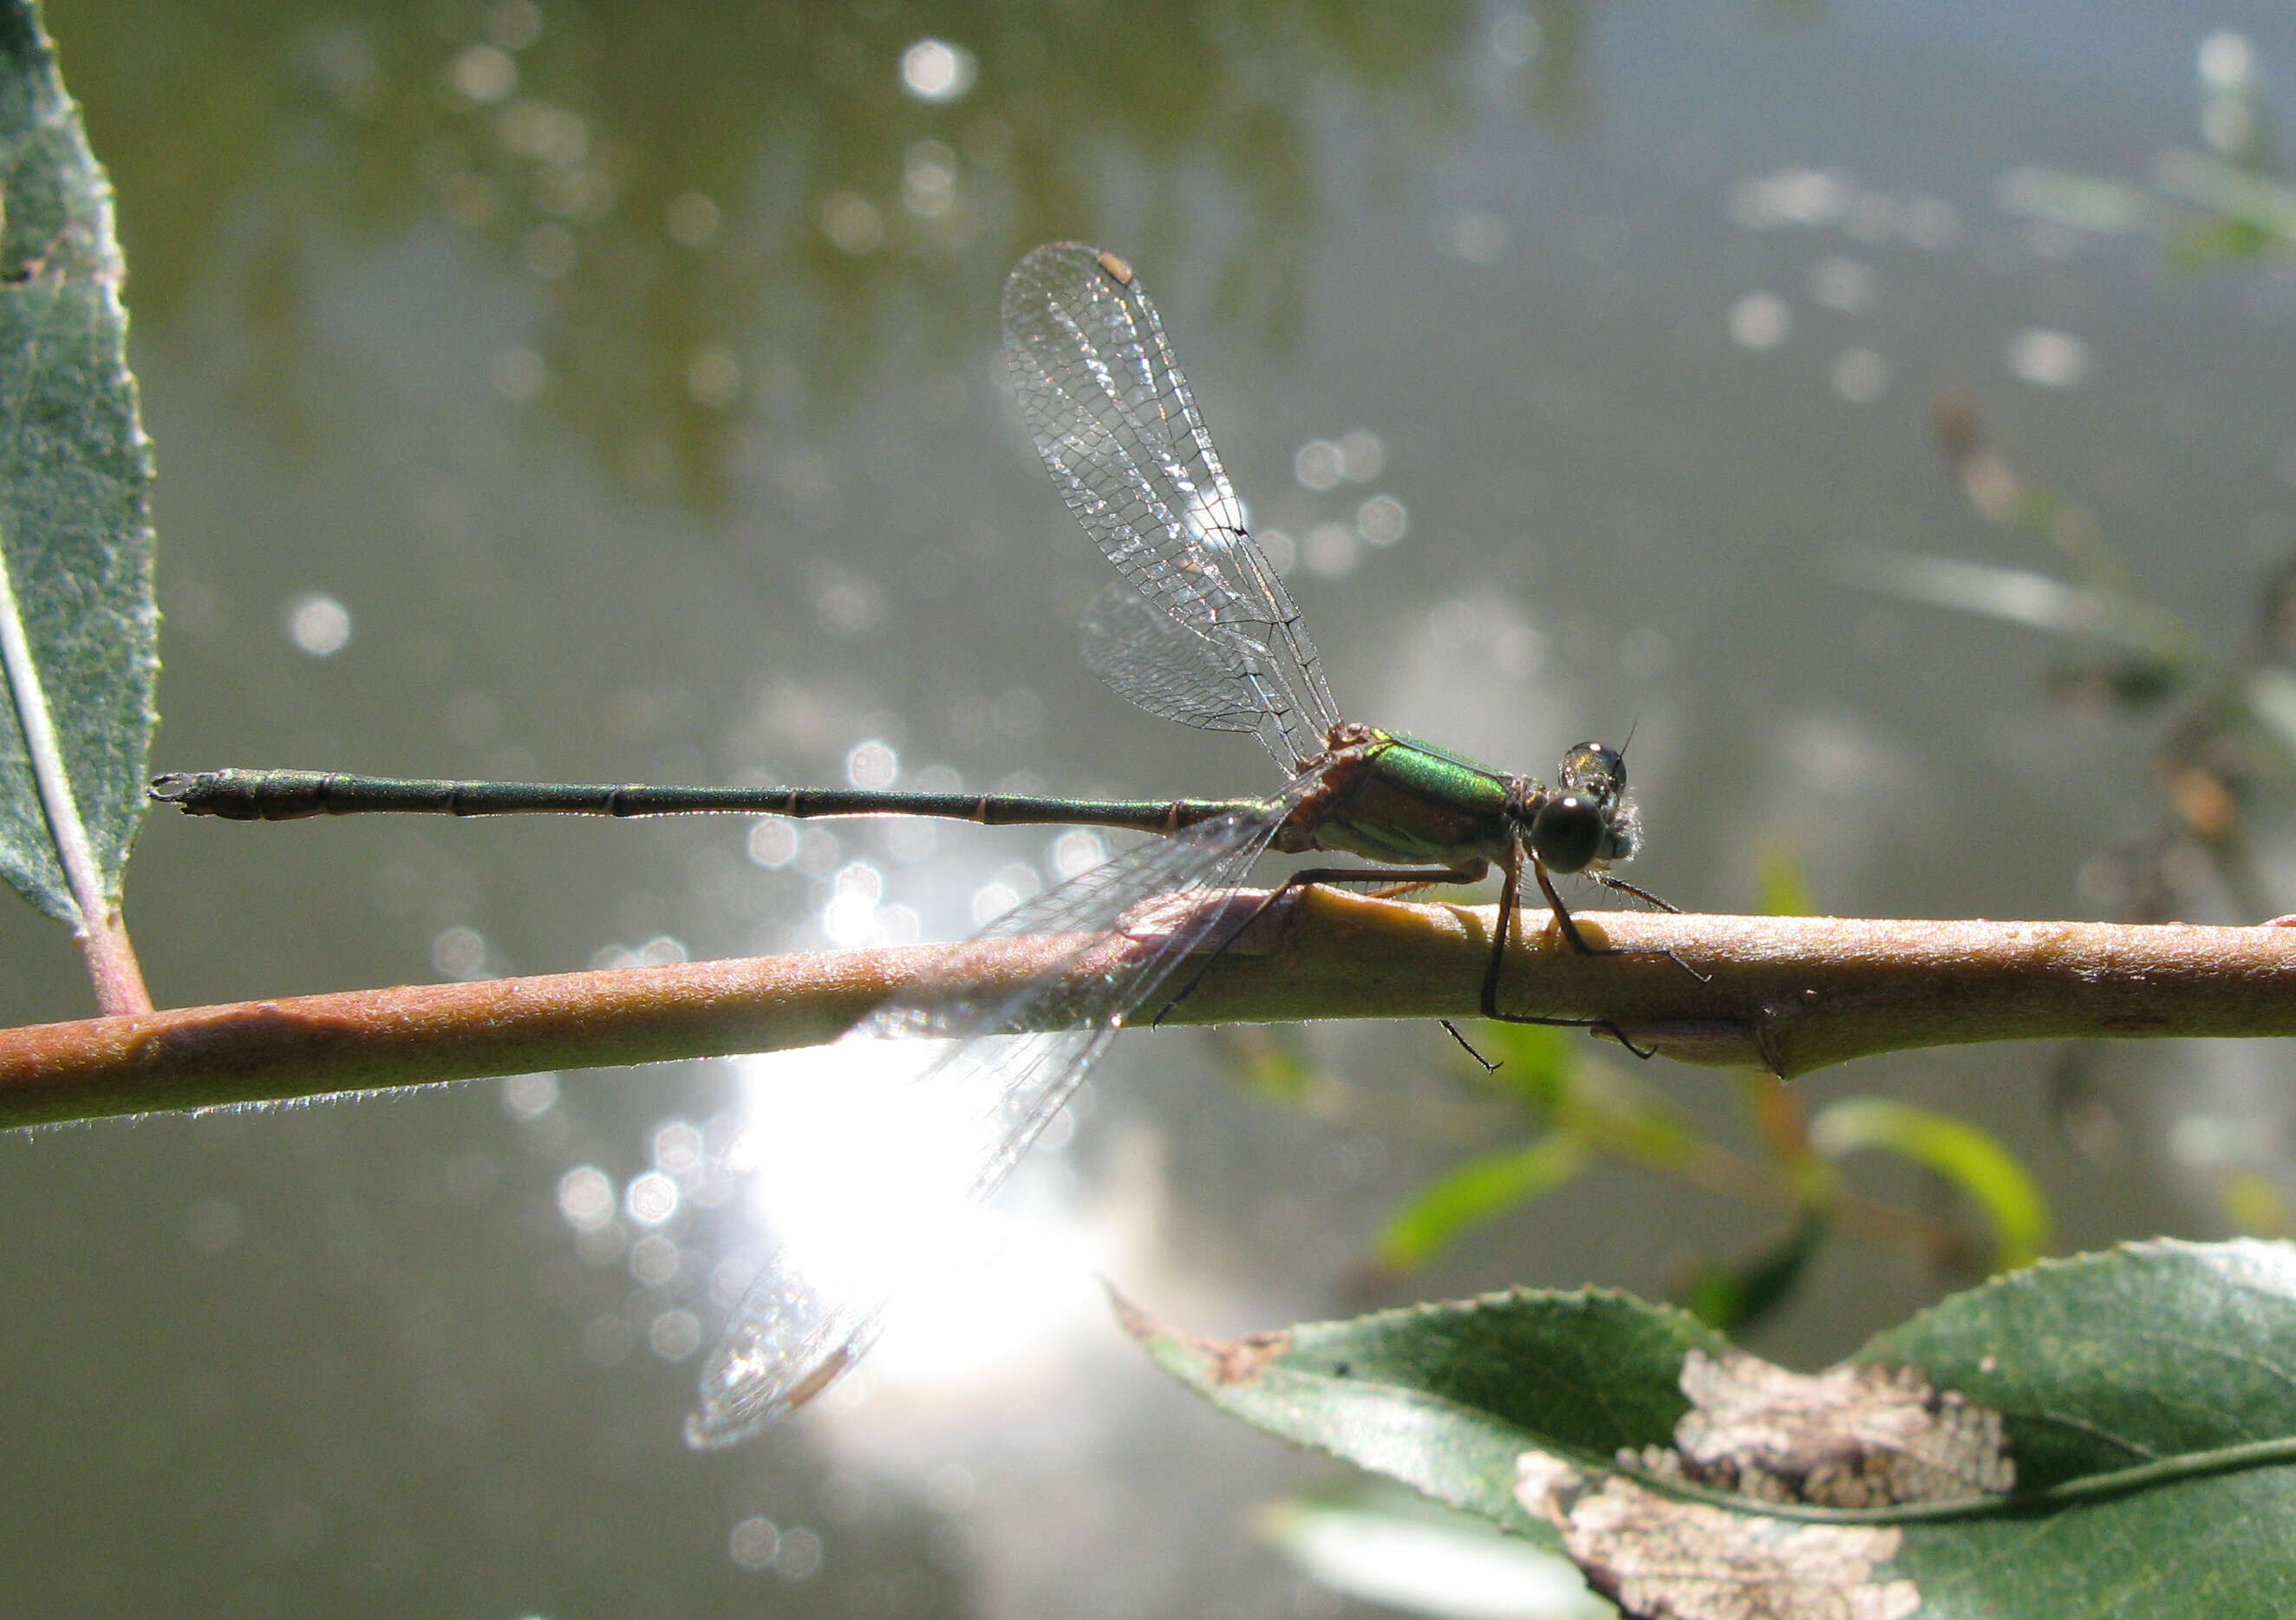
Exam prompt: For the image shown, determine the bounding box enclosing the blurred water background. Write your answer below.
[6,1,2296,1614]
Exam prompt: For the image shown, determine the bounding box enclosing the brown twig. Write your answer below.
[80,905,153,1018]
[2,887,2293,1128]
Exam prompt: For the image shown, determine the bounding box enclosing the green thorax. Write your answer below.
[1282,726,1524,868]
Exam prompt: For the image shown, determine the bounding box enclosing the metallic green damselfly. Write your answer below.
[153,244,1673,1447]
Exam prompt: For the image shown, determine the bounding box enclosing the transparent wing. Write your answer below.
[1077,578,1272,736]
[1003,242,1340,772]
[685,774,1317,1449]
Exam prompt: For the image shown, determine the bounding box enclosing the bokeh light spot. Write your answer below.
[430,925,490,980]
[1831,347,1889,403]
[284,592,351,656]
[2199,29,2254,92]
[729,1516,781,1571]
[624,1170,681,1226]
[774,1526,825,1581]
[1050,828,1106,880]
[819,192,884,255]
[184,1198,241,1253]
[446,42,516,104]
[1337,428,1386,482]
[500,1072,559,1119]
[649,1308,702,1361]
[1728,292,1790,350]
[665,190,721,248]
[1356,494,1408,547]
[903,139,959,219]
[899,38,976,103]
[557,1166,616,1230]
[1489,10,1540,66]
[1294,439,1343,491]
[488,345,546,401]
[749,820,799,869]
[2006,329,2088,388]
[845,740,898,789]
[687,343,741,408]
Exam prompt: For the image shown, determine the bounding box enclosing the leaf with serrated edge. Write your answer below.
[1133,1239,2296,1617]
[0,3,159,959]
[1115,1284,1725,1545]
[1863,1238,2296,1613]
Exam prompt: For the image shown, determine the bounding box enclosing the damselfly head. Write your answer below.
[1526,741,1640,874]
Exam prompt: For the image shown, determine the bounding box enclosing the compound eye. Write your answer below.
[1530,793,1607,875]
[1560,741,1627,800]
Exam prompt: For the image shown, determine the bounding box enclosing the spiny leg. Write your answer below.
[1592,870,1681,914]
[1152,862,1488,1027]
[1439,1018,1500,1073]
[1588,873,1711,989]
[1476,847,1655,1057]
[1536,862,1707,986]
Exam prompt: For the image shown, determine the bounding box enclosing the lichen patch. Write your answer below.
[1626,1348,2013,1508]
[1516,1454,1920,1620]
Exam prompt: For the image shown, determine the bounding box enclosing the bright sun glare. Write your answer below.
[730,1036,1116,1410]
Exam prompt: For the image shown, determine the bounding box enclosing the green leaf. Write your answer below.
[1138,1240,2296,1616]
[1680,1209,1828,1333]
[1752,840,1813,918]
[1119,1285,1725,1544]
[1373,1133,1591,1274]
[1833,547,2190,671]
[1863,1239,2296,1489]
[1810,1097,2051,1271]
[1210,1023,1317,1101]
[2150,147,2296,252]
[2220,1170,2293,1239]
[2168,212,2278,271]
[0,3,158,931]
[1860,1240,2296,1610]
[1993,164,2162,236]
[1480,1019,1578,1113]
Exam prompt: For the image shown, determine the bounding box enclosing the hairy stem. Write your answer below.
[1,889,2292,1128]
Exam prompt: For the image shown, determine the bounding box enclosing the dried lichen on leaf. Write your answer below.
[1194,1329,1290,1386]
[1626,1348,2015,1508]
[1515,1454,1920,1620]
[1108,1286,1290,1386]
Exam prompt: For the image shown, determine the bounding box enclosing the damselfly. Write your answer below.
[154,244,1676,1446]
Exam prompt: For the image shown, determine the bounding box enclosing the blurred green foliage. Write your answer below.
[1853,392,2296,924]
[42,0,1615,510]
[1999,29,2296,272]
[1810,1097,2051,1271]
[1227,845,2051,1340]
